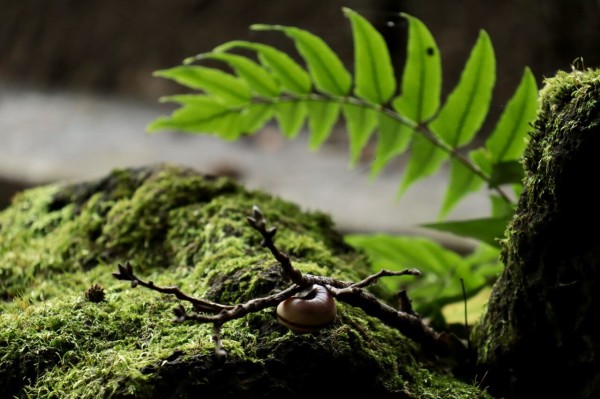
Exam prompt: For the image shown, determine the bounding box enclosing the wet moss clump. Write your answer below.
[0,164,489,398]
[474,69,600,399]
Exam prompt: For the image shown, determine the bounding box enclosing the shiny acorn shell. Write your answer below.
[276,284,337,333]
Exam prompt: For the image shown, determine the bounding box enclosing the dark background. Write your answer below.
[1,0,599,223]
[2,0,598,101]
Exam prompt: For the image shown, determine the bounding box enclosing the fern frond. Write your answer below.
[149,7,539,235]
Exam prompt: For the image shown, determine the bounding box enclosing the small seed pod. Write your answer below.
[276,284,337,333]
[85,284,106,303]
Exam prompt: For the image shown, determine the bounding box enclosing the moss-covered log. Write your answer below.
[0,164,487,398]
[475,69,600,398]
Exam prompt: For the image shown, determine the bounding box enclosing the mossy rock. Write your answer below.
[0,164,488,398]
[474,69,600,399]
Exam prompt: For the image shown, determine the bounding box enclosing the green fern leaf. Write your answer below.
[490,194,515,217]
[397,135,448,197]
[486,67,538,162]
[346,233,495,317]
[393,14,442,122]
[346,234,463,277]
[439,158,485,220]
[429,31,496,147]
[147,96,242,140]
[241,103,274,133]
[342,103,379,165]
[469,147,492,175]
[345,234,476,315]
[421,215,511,248]
[158,95,262,138]
[370,113,413,177]
[188,52,281,98]
[154,66,250,106]
[273,101,307,138]
[513,184,523,201]
[489,161,525,188]
[306,101,340,150]
[465,245,503,277]
[215,41,312,95]
[251,25,352,96]
[343,8,396,104]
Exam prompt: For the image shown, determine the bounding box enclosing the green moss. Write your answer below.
[474,69,600,398]
[0,164,489,398]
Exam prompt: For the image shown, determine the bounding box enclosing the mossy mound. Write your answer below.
[0,164,488,398]
[474,69,600,398]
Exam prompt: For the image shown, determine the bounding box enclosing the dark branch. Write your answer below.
[328,285,450,355]
[114,261,234,313]
[247,205,306,285]
[347,268,421,289]
[113,205,453,359]
[171,284,303,324]
[213,323,227,361]
[396,289,418,316]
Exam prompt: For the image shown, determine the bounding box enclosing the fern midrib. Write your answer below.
[254,94,513,204]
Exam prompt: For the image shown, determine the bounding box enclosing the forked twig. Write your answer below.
[114,205,456,358]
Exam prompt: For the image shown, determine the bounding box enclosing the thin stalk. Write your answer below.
[262,94,514,205]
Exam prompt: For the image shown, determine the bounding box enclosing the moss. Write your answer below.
[0,164,489,398]
[474,69,600,398]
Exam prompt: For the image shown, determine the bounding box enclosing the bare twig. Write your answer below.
[395,290,418,316]
[113,261,234,313]
[213,323,227,361]
[113,205,456,359]
[171,284,303,324]
[347,268,421,289]
[327,284,446,354]
[247,205,306,285]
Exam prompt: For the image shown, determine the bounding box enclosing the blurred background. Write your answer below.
[1,0,599,247]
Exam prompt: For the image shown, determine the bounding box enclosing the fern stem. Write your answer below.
[260,94,514,205]
[409,122,513,204]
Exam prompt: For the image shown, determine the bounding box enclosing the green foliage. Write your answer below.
[345,234,502,323]
[147,8,539,320]
[343,8,396,104]
[392,14,441,123]
[421,215,513,248]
